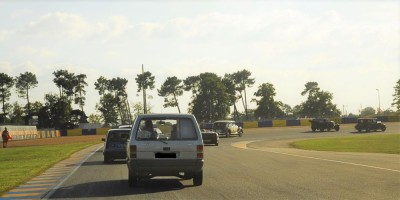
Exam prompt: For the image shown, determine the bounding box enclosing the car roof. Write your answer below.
[118,125,132,128]
[108,128,131,132]
[214,120,235,123]
[136,113,194,117]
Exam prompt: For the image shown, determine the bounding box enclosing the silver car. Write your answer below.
[127,114,204,187]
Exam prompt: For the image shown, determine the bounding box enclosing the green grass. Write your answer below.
[0,141,100,195]
[290,134,400,154]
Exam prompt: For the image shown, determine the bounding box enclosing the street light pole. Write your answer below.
[376,89,380,115]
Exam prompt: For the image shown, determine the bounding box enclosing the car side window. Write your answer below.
[179,118,197,139]
[137,120,154,139]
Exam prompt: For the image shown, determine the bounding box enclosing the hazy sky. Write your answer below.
[1,0,399,117]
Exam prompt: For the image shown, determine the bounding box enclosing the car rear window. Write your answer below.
[135,117,198,141]
[213,122,228,130]
[107,130,130,142]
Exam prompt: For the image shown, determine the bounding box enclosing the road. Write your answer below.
[49,123,400,200]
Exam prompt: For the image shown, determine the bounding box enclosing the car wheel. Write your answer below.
[357,129,361,133]
[104,156,111,164]
[311,127,316,132]
[226,131,230,138]
[238,130,243,137]
[382,127,386,132]
[335,126,340,131]
[193,170,203,186]
[128,170,138,187]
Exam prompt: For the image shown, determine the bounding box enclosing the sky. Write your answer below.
[0,0,399,117]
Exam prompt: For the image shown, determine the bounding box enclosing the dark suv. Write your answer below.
[355,118,386,132]
[102,128,131,163]
[309,118,340,132]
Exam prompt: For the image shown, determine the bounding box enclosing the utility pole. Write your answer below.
[142,64,147,114]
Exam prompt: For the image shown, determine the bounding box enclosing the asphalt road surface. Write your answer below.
[49,123,400,200]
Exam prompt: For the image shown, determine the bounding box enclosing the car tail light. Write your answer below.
[130,145,137,158]
[197,145,204,159]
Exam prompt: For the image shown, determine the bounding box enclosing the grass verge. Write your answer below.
[290,134,400,154]
[0,141,101,195]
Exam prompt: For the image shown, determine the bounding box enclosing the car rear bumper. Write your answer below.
[104,150,127,159]
[127,159,203,176]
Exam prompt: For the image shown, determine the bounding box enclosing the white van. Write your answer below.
[127,114,204,187]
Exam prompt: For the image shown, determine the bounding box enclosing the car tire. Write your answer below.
[382,127,386,132]
[238,129,243,137]
[193,170,203,186]
[128,170,138,187]
[226,131,230,138]
[104,156,112,164]
[311,127,316,132]
[335,126,340,131]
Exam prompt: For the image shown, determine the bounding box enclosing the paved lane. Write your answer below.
[48,123,400,199]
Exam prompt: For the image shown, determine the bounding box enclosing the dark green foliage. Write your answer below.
[15,72,38,122]
[74,74,88,112]
[0,73,14,122]
[297,82,341,118]
[232,69,255,120]
[135,71,155,92]
[41,94,72,129]
[185,73,231,122]
[95,76,130,126]
[252,83,284,119]
[158,76,183,113]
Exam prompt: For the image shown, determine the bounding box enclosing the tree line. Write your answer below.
[0,70,399,128]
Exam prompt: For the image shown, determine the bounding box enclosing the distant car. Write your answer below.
[102,128,131,163]
[127,114,204,187]
[309,118,340,132]
[355,118,386,132]
[201,130,219,145]
[213,120,243,138]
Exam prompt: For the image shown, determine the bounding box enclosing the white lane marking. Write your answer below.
[42,144,103,199]
[232,141,400,173]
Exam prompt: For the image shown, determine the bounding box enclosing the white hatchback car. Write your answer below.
[127,114,204,187]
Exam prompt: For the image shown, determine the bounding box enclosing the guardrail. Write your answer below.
[0,125,38,141]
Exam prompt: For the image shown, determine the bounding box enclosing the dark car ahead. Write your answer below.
[201,130,219,146]
[309,118,340,132]
[102,128,131,163]
[355,118,386,132]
